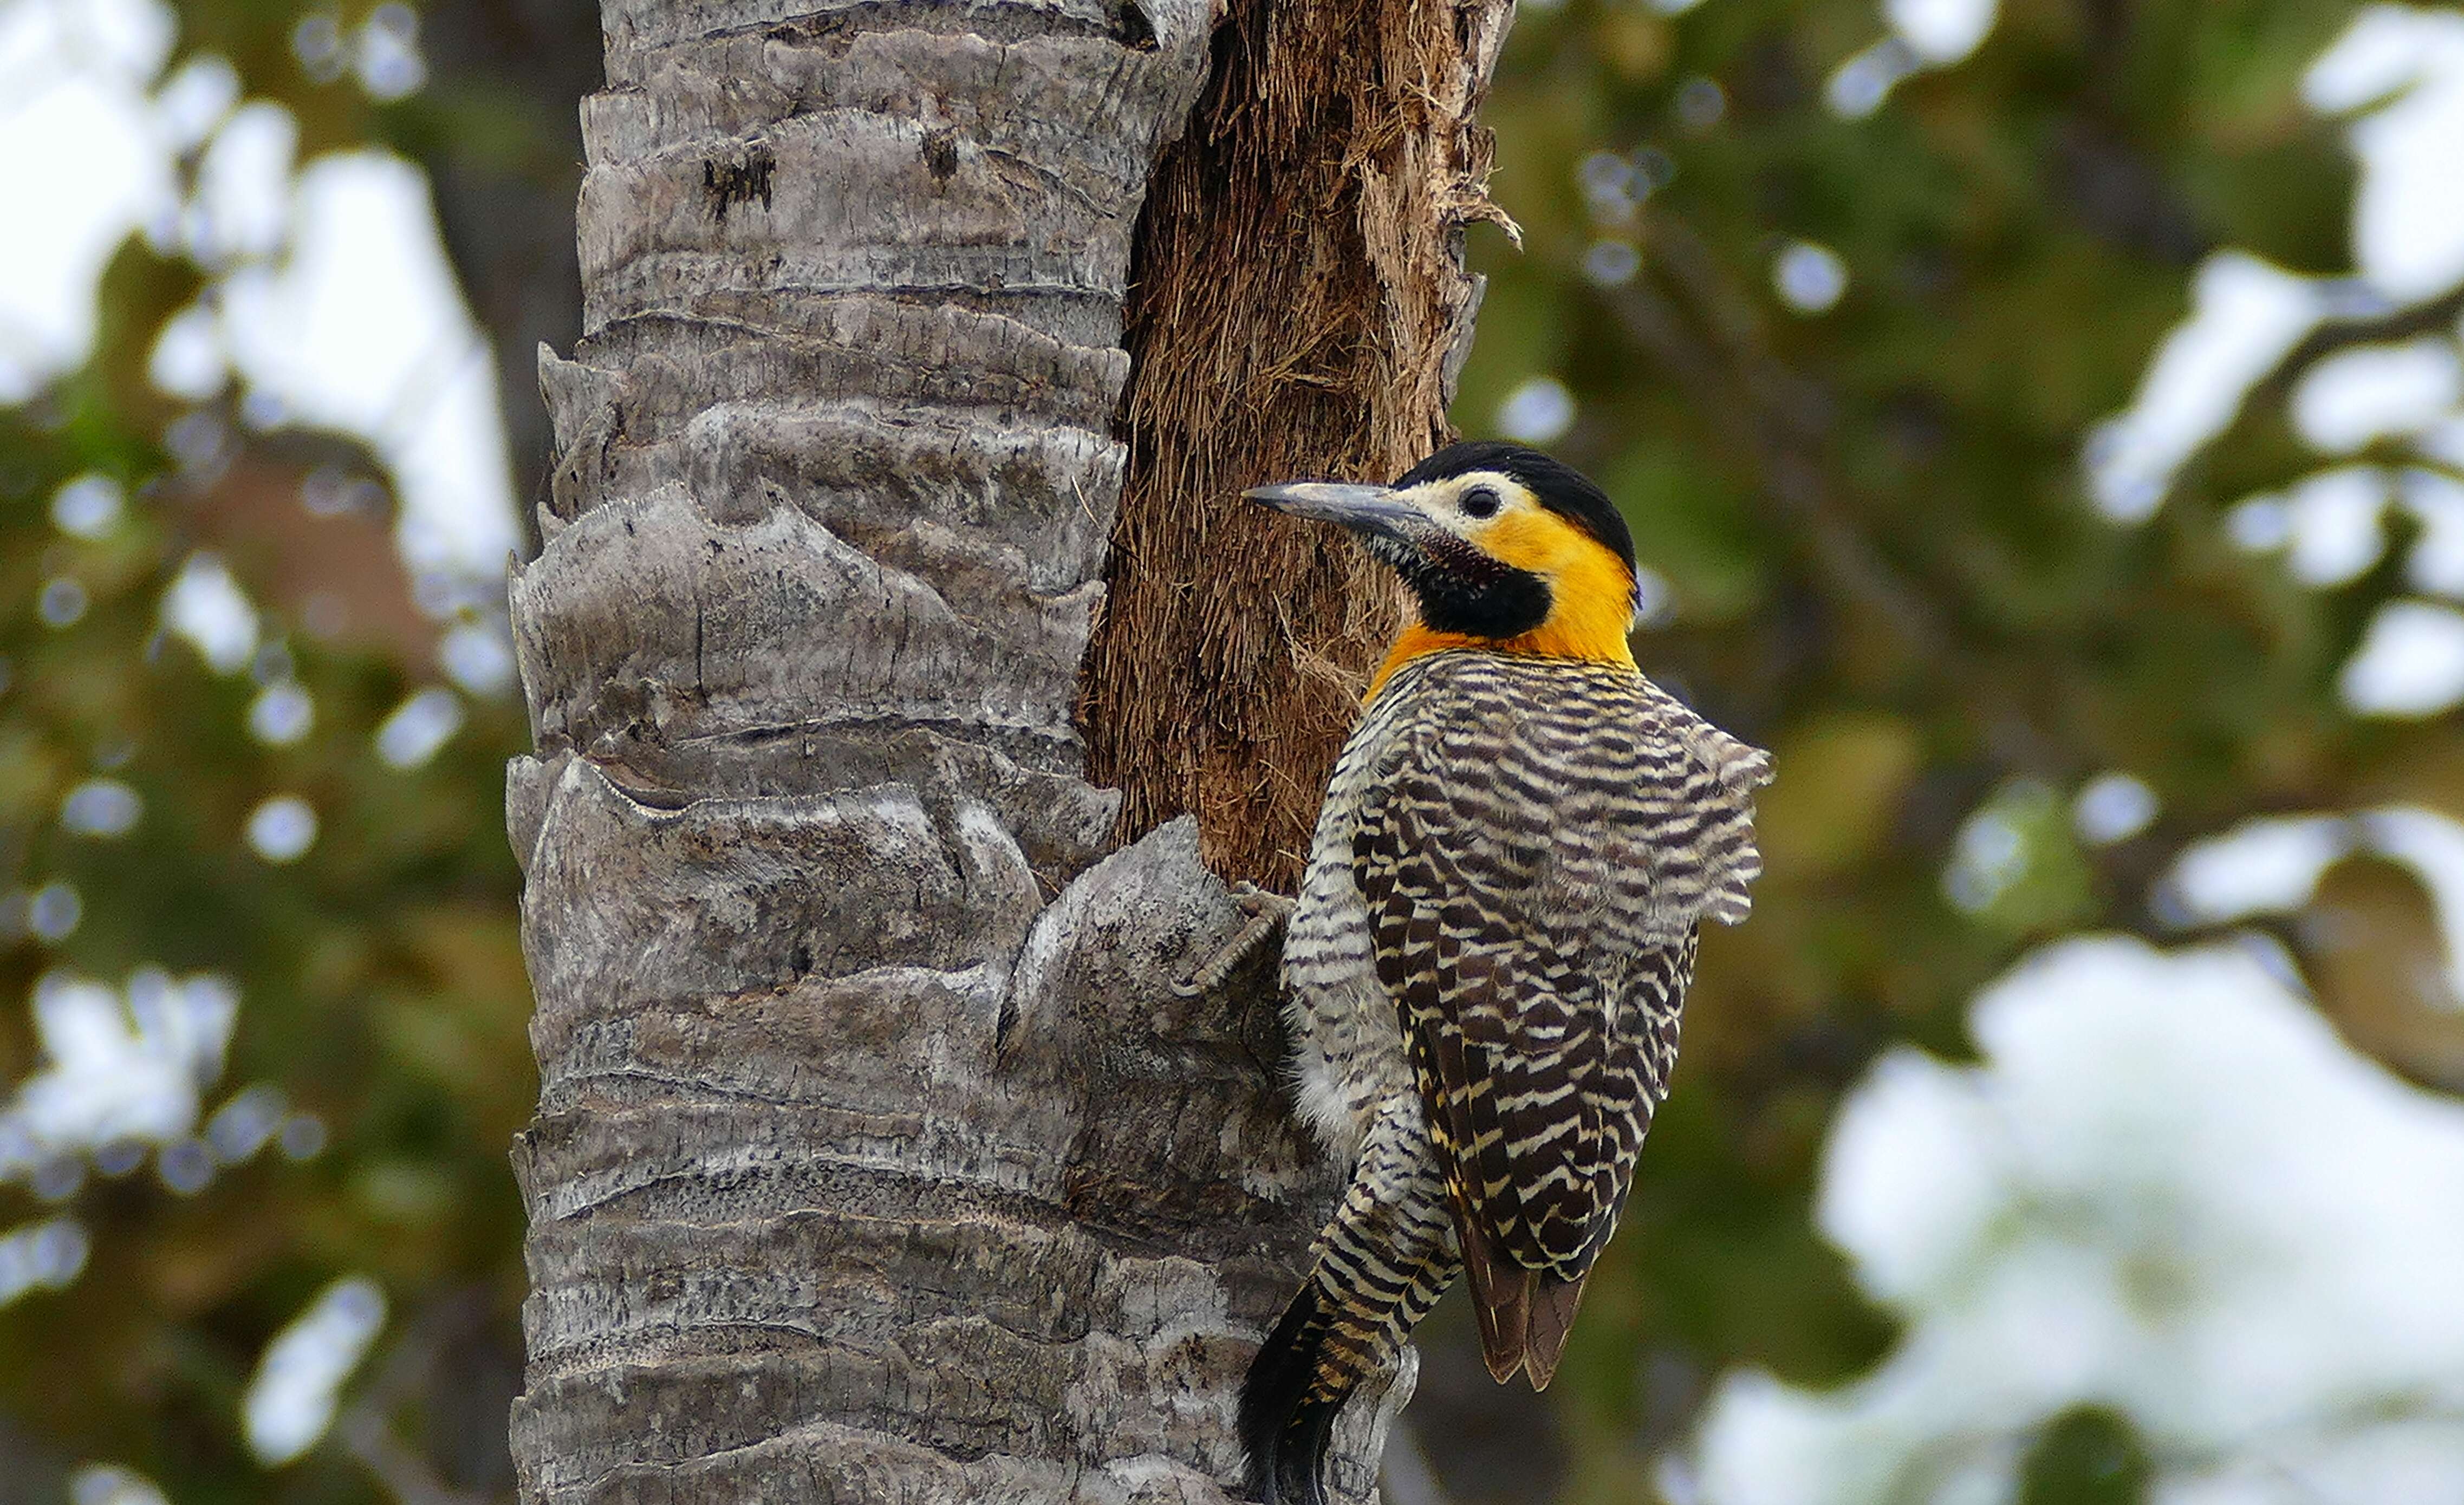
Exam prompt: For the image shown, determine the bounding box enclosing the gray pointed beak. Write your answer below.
[1241,481,1427,543]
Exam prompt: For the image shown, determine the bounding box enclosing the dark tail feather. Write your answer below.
[1521,1272,1591,1390]
[1238,1283,1356,1505]
[1461,1216,1595,1389]
[1457,1215,1535,1383]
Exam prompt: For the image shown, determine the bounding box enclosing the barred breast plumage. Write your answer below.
[1244,646,1769,1500]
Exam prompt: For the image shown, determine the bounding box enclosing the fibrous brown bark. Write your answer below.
[505,0,1509,1499]
[1083,0,1517,888]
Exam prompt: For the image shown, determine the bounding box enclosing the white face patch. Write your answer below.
[1389,470,1539,542]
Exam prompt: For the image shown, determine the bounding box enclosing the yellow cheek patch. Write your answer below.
[1367,506,1640,701]
[1470,505,1598,579]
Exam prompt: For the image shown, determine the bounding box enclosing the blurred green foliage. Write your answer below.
[0,395,535,1502]
[0,406,532,1501]
[1427,0,2464,1498]
[0,0,575,1494]
[5,0,2463,1502]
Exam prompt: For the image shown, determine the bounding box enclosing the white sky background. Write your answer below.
[2083,5,2464,722]
[0,0,517,580]
[1681,939,2464,1505]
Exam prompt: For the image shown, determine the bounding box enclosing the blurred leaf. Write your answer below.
[1757,712,1925,881]
[2017,1406,2154,1505]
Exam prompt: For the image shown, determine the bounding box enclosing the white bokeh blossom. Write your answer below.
[244,1276,387,1465]
[1,969,238,1183]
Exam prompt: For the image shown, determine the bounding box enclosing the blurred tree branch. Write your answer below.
[1604,216,1954,660]
[2251,283,2464,419]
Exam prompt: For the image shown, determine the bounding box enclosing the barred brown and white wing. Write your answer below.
[1351,650,1769,1385]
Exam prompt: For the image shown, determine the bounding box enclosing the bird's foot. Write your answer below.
[1173,882,1297,997]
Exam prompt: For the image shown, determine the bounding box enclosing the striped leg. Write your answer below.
[1240,1095,1460,1505]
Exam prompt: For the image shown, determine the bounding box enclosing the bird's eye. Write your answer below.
[1460,487,1500,519]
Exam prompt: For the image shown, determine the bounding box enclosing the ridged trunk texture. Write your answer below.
[504,0,1509,1500]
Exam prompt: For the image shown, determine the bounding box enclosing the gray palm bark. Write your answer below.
[504,0,1507,1499]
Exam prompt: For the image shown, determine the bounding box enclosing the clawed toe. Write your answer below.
[1172,882,1297,996]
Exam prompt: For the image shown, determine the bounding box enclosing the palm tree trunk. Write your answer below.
[504,0,1510,1499]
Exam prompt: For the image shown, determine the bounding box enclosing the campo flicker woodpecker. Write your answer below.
[1233,441,1771,1505]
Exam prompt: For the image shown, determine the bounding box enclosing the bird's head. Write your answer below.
[1245,441,1640,695]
